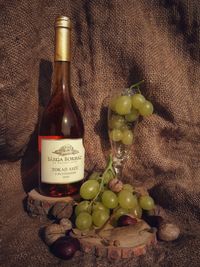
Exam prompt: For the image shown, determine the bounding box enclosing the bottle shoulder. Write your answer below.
[39,94,84,138]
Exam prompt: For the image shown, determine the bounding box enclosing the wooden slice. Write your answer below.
[74,220,157,260]
[27,188,79,217]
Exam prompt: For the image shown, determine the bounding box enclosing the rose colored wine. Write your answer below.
[39,16,84,197]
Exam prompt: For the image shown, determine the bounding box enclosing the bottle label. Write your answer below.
[41,138,85,184]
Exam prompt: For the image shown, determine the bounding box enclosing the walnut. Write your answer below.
[158,222,180,241]
[59,218,72,230]
[44,224,68,246]
[108,178,123,193]
[147,205,167,218]
[51,201,73,219]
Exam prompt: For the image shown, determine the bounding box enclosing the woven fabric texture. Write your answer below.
[1,0,200,266]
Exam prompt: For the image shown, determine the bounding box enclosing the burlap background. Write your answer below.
[1,0,200,266]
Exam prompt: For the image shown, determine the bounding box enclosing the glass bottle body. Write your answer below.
[39,62,84,197]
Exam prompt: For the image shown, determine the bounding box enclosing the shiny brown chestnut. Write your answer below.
[117,215,137,227]
[50,236,80,260]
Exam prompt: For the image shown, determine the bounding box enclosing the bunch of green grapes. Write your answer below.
[110,182,155,225]
[75,170,113,230]
[108,81,154,146]
[75,158,155,231]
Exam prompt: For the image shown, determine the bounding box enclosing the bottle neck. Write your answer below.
[54,26,71,62]
[53,61,71,97]
[53,24,71,97]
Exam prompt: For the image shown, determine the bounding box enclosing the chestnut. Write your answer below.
[117,215,137,227]
[50,236,80,260]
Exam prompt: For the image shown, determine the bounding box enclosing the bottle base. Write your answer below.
[39,180,82,197]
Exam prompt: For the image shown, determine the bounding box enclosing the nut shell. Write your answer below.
[44,224,68,246]
[108,178,123,193]
[51,202,73,219]
[59,218,72,230]
[158,222,180,241]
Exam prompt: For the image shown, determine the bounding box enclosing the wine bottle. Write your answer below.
[39,16,85,197]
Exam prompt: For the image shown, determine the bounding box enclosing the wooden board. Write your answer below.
[27,188,79,217]
[27,189,157,259]
[72,220,157,260]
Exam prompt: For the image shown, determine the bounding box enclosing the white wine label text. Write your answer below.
[41,138,85,184]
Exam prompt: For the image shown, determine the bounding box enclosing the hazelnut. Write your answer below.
[51,202,73,220]
[158,222,180,241]
[108,178,123,193]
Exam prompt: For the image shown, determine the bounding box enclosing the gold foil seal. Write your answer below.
[55,16,71,28]
[54,16,71,61]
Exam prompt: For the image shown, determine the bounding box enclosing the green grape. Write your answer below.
[108,115,125,129]
[92,202,110,215]
[113,207,129,220]
[115,96,132,115]
[88,171,101,180]
[125,108,139,122]
[75,201,92,216]
[75,212,92,230]
[139,195,155,210]
[121,130,134,145]
[101,190,118,209]
[118,190,138,209]
[103,170,114,184]
[139,100,154,116]
[80,180,100,200]
[110,129,123,142]
[131,93,146,109]
[109,96,118,112]
[129,205,142,218]
[123,183,134,192]
[95,185,108,202]
[120,124,129,131]
[92,210,109,227]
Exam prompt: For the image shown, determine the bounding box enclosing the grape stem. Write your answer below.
[89,155,115,208]
[129,80,144,94]
[129,80,144,92]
